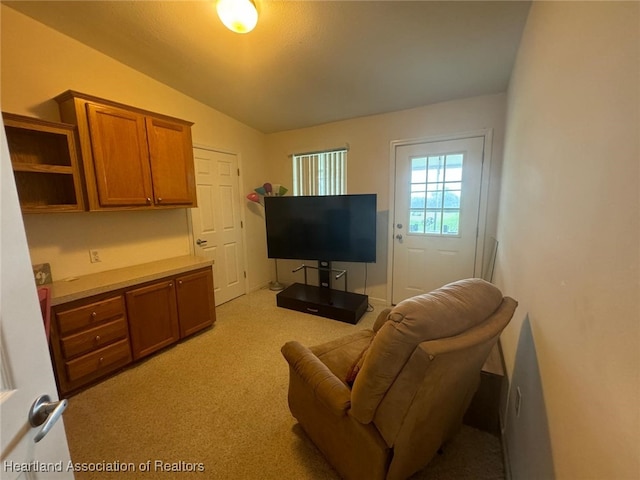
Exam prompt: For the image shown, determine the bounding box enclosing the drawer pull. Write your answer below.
[91,311,97,319]
[99,357,104,364]
[95,335,101,342]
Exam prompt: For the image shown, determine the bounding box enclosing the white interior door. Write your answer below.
[190,147,246,305]
[1,122,73,478]
[392,136,485,304]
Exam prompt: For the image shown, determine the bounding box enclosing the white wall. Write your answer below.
[1,6,272,290]
[265,94,506,302]
[496,2,639,478]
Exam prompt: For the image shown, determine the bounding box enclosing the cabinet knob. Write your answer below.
[146,197,152,204]
[98,357,104,364]
[178,280,183,285]
[95,335,101,342]
[168,283,173,287]
[91,311,97,319]
[157,197,163,203]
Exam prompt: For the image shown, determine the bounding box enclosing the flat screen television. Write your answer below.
[264,194,377,263]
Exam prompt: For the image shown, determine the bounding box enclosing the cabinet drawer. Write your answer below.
[56,295,125,335]
[60,317,128,359]
[65,338,131,383]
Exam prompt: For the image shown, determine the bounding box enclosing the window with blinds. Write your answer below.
[292,148,347,196]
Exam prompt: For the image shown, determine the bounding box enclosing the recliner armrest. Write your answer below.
[282,341,352,415]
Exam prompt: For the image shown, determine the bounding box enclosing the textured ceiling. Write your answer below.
[5,1,531,133]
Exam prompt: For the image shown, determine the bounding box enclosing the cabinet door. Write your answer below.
[175,268,216,338]
[146,117,197,206]
[126,280,180,360]
[86,103,154,207]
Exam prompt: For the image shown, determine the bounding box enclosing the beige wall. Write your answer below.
[1,6,271,289]
[265,94,506,301]
[0,5,506,302]
[496,2,639,478]
[8,2,638,478]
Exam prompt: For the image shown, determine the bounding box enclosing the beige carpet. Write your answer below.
[63,287,505,479]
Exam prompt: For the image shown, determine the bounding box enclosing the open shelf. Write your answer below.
[13,170,80,211]
[3,112,85,213]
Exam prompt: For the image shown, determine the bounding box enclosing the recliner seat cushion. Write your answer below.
[350,278,503,423]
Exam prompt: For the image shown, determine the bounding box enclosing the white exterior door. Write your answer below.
[1,123,73,478]
[392,136,485,304]
[190,147,245,305]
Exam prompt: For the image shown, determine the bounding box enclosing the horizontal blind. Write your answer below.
[293,149,347,196]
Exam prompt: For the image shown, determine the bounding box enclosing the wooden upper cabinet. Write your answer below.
[3,112,86,213]
[146,117,197,206]
[86,103,154,207]
[55,90,197,211]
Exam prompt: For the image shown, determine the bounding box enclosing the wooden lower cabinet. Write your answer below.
[50,266,216,395]
[126,279,180,360]
[51,294,132,395]
[176,268,216,337]
[126,268,215,360]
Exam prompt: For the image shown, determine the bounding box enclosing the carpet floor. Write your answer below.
[63,287,505,479]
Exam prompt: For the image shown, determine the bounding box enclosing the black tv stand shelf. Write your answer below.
[276,283,368,324]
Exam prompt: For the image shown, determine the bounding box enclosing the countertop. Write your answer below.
[49,255,213,306]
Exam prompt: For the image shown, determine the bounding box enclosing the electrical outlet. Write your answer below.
[89,249,101,263]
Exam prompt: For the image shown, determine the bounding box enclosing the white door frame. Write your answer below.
[387,129,494,304]
[188,143,249,297]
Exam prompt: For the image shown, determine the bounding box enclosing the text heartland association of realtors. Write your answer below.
[3,460,206,473]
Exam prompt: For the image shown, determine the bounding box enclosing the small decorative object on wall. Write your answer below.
[33,263,52,285]
[246,191,261,204]
[246,183,288,291]
[246,182,288,205]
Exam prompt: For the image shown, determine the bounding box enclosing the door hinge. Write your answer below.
[243,271,247,278]
[241,220,243,228]
[237,168,240,176]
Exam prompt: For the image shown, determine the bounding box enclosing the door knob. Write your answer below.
[28,394,68,443]
[397,223,403,229]
[196,239,208,246]
[395,234,403,240]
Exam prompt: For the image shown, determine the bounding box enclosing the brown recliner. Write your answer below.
[281,278,517,480]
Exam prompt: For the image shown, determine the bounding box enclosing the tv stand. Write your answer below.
[276,261,368,324]
[276,283,368,324]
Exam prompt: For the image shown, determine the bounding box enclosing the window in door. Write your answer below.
[409,153,463,236]
[292,148,347,196]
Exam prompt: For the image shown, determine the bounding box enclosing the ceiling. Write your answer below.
[5,1,531,134]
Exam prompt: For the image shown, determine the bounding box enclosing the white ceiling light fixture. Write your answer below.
[216,0,258,34]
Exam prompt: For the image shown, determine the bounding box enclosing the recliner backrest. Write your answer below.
[349,278,504,424]
[374,296,517,450]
